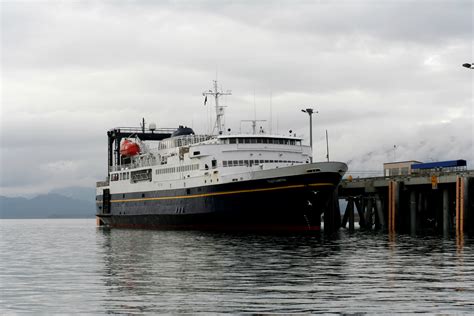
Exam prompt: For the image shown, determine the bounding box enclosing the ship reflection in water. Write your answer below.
[96,227,474,314]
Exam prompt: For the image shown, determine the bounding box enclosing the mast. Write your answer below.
[203,80,232,134]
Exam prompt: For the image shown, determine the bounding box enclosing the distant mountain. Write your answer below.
[50,186,96,203]
[0,193,95,219]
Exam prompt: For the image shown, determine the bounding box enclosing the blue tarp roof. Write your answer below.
[411,160,467,170]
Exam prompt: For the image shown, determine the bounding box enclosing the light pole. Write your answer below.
[301,108,318,163]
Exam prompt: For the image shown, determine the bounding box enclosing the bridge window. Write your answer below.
[229,138,236,144]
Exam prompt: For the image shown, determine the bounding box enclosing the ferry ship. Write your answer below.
[95,81,347,231]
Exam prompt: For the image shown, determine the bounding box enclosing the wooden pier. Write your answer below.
[336,171,474,235]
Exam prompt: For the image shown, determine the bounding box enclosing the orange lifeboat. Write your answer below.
[120,139,140,157]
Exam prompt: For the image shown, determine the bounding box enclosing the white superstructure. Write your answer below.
[105,132,317,194]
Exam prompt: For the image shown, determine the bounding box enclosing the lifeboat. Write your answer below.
[120,139,140,157]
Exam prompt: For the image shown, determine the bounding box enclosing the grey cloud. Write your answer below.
[1,0,472,196]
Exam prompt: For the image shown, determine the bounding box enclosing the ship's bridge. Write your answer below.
[217,134,303,146]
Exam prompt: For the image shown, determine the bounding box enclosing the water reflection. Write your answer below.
[96,229,347,313]
[95,228,474,313]
[2,220,472,314]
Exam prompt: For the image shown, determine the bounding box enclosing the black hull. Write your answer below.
[96,172,341,231]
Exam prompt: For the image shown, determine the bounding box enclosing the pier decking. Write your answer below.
[337,171,473,235]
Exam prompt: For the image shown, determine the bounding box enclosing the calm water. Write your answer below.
[1,219,473,314]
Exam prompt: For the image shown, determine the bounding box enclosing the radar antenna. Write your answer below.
[203,80,232,134]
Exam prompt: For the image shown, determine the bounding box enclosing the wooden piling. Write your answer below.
[410,190,417,235]
[464,177,471,234]
[349,198,355,232]
[354,198,366,229]
[456,177,464,235]
[366,197,374,230]
[375,195,385,231]
[341,199,350,228]
[388,181,398,233]
[442,189,449,236]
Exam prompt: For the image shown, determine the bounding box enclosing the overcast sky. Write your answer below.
[1,0,473,197]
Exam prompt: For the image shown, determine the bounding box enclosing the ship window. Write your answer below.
[223,161,227,167]
[257,138,262,143]
[229,138,236,144]
[244,160,249,166]
[250,138,256,143]
[228,161,233,167]
[233,160,238,165]
[244,138,250,144]
[238,138,244,144]
[278,139,284,144]
[239,160,244,166]
[265,160,269,163]
[262,138,268,144]
[193,151,200,155]
[290,140,295,145]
